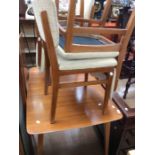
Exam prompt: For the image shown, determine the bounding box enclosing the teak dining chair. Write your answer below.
[58,0,118,60]
[36,0,113,68]
[32,0,134,123]
[58,0,135,88]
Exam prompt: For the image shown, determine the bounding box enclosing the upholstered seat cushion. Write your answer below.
[127,150,135,155]
[56,45,119,60]
[57,54,117,70]
[59,35,106,47]
[32,0,59,47]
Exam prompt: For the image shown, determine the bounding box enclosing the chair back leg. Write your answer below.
[44,45,50,95]
[51,77,59,123]
[103,72,113,113]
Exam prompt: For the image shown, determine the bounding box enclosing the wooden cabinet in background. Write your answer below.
[20,18,37,67]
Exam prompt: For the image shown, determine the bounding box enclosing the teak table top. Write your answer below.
[26,68,123,135]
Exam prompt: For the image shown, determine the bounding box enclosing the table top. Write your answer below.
[26,67,123,135]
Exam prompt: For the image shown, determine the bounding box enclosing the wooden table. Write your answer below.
[26,67,123,155]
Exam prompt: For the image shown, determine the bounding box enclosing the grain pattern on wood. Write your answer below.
[73,27,127,35]
[70,43,121,52]
[26,68,123,134]
[59,79,108,89]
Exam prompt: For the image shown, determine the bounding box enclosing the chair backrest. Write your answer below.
[32,0,59,48]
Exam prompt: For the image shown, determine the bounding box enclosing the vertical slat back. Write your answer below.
[41,11,59,76]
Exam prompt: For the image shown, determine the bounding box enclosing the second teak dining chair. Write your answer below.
[32,0,135,123]
[57,0,134,89]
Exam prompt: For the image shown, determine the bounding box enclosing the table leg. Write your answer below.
[104,122,111,155]
[37,134,44,155]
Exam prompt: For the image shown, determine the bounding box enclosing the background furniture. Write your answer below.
[113,92,135,155]
[120,30,135,99]
[93,0,105,19]
[19,34,35,155]
[123,58,135,99]
[97,92,135,155]
[19,0,37,67]
[19,0,27,17]
[19,18,37,67]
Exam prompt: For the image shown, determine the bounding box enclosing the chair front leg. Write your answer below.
[102,72,113,114]
[51,77,59,124]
